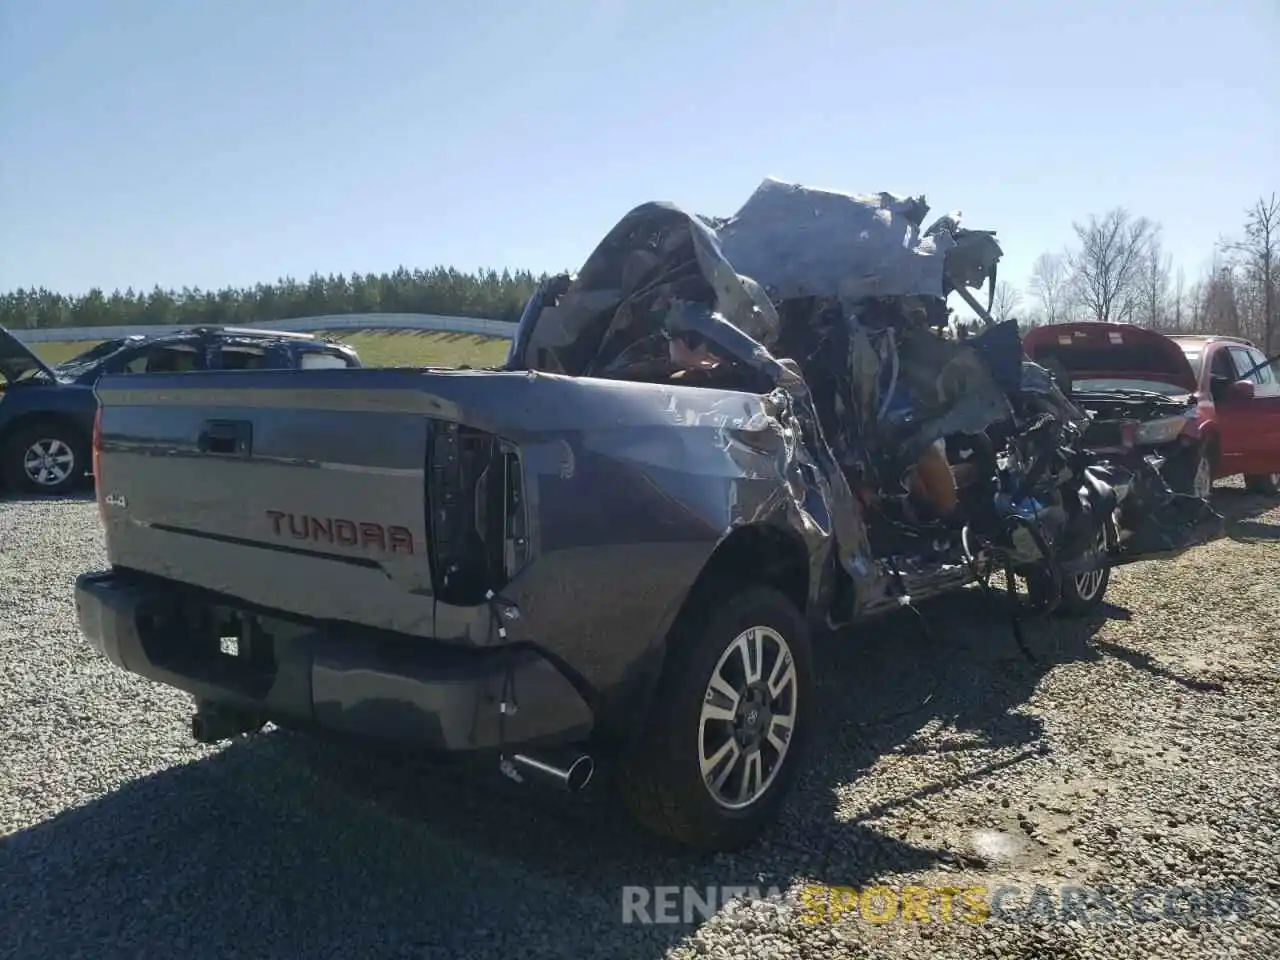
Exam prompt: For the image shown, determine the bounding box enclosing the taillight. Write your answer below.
[92,405,105,525]
[425,421,523,606]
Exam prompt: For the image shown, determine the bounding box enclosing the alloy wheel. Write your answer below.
[1072,527,1109,602]
[22,438,75,487]
[1192,457,1213,500]
[697,626,799,811]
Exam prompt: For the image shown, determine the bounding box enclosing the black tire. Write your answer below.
[1027,521,1113,619]
[617,581,815,852]
[1243,472,1280,497]
[1168,445,1214,501]
[1,421,90,495]
[1050,560,1111,618]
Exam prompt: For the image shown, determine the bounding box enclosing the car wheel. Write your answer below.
[1243,473,1280,497]
[617,581,814,852]
[1189,451,1214,500]
[2,422,90,495]
[1027,521,1112,618]
[1165,445,1213,500]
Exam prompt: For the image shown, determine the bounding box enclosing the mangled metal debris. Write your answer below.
[715,177,1001,310]
[507,178,1223,620]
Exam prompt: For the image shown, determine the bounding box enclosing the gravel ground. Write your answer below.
[2,482,1277,960]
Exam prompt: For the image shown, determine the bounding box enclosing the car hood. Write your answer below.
[1022,322,1198,395]
[0,326,60,384]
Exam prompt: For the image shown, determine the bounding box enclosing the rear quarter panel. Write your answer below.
[92,368,825,717]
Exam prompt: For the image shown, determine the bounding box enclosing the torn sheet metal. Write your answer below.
[770,305,1018,496]
[505,182,1221,618]
[505,200,880,587]
[1113,461,1225,561]
[505,190,1012,545]
[714,178,1003,309]
[877,323,1016,474]
[506,201,781,379]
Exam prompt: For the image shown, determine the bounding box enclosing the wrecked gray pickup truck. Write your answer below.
[74,179,1221,852]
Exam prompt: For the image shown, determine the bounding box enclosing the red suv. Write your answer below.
[1023,323,1280,498]
[1169,334,1280,496]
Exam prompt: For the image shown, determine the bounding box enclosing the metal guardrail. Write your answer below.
[7,312,518,343]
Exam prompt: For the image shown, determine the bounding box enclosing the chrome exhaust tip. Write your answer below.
[504,751,595,792]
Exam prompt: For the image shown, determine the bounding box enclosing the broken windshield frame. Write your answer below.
[51,338,133,380]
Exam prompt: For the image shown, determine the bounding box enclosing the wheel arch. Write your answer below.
[686,522,812,617]
[1198,427,1222,475]
[614,522,812,751]
[0,410,92,450]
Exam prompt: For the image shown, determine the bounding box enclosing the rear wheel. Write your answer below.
[1057,553,1111,617]
[1027,521,1112,618]
[1188,451,1214,500]
[1167,443,1214,500]
[2,422,89,495]
[1244,473,1280,497]
[617,581,814,852]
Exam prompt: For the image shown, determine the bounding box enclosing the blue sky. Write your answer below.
[2,0,1276,307]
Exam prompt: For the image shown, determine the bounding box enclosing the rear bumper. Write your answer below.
[74,570,594,752]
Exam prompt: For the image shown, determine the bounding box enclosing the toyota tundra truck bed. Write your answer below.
[75,364,826,787]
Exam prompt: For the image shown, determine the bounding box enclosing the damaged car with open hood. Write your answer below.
[73,179,1222,852]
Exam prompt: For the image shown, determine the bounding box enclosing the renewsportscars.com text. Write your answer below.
[620,883,1256,926]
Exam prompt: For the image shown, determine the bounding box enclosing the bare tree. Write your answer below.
[1172,267,1186,331]
[1068,208,1156,323]
[990,281,1024,322]
[1027,252,1070,325]
[1187,275,1207,330]
[1019,308,1047,328]
[1222,193,1279,353]
[1136,229,1173,329]
[1202,261,1244,336]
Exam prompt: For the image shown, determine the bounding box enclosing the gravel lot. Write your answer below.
[2,483,1277,960]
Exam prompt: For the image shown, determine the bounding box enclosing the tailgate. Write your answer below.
[92,368,515,638]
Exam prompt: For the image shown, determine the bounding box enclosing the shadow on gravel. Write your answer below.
[1226,518,1280,543]
[0,474,96,502]
[0,489,95,504]
[1,490,1260,958]
[0,728,937,960]
[0,584,1137,960]
[1089,638,1227,693]
[804,589,1107,819]
[1210,487,1280,542]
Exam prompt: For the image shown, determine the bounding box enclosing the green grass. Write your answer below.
[27,329,513,369]
[323,330,511,368]
[26,341,94,365]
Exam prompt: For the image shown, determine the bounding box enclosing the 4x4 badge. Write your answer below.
[105,493,127,509]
